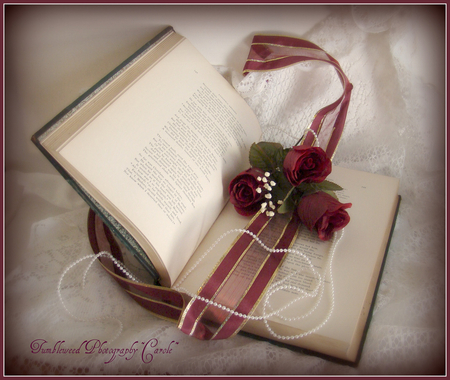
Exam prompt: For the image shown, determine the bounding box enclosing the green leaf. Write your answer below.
[322,190,339,200]
[315,180,343,192]
[295,183,318,196]
[249,142,284,172]
[275,147,290,168]
[271,169,292,192]
[277,194,296,214]
[275,187,296,214]
[277,202,293,214]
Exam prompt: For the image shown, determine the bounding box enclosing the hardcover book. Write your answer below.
[32,26,400,364]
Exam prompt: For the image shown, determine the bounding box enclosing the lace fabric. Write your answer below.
[5,6,445,375]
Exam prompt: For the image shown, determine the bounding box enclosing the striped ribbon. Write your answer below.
[243,35,353,159]
[90,34,353,341]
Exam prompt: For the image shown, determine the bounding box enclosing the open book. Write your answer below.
[32,26,400,364]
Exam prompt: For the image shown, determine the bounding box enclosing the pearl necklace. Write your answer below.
[58,229,343,341]
[173,228,344,340]
[57,251,142,342]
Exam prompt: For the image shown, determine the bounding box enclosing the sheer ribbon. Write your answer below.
[244,35,353,159]
[89,34,353,341]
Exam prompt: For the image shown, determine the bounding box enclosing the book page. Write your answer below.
[176,166,399,360]
[50,38,261,286]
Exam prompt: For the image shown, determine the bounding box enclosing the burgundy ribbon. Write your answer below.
[176,35,353,339]
[208,213,301,340]
[89,34,353,341]
[243,35,353,157]
[88,209,185,323]
[177,211,300,340]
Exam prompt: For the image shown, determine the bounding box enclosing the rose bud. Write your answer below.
[283,146,332,186]
[297,191,352,241]
[229,168,267,216]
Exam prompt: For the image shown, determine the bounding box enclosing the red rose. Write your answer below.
[297,191,352,241]
[283,146,332,186]
[229,168,266,216]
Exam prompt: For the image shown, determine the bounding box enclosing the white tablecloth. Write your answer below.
[5,5,446,375]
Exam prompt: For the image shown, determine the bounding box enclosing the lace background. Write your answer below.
[5,5,446,375]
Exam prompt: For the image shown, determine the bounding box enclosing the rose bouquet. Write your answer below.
[229,142,352,241]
